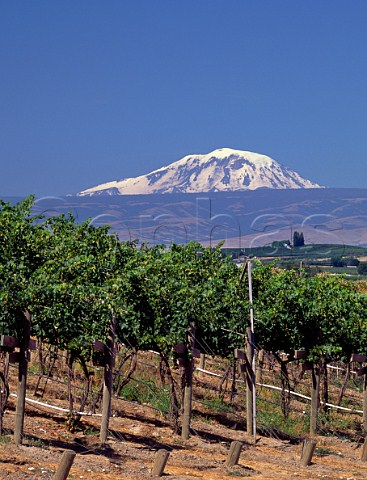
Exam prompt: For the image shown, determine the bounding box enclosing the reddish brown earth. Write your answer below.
[2,347,367,480]
[1,391,367,480]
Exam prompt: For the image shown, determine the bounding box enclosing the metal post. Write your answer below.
[100,317,116,444]
[181,323,195,441]
[247,260,256,443]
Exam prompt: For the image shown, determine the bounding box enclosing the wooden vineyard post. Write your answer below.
[151,449,170,476]
[226,441,243,467]
[100,317,116,445]
[246,327,255,438]
[14,311,31,446]
[352,354,367,433]
[300,438,317,466]
[199,353,205,370]
[53,449,76,480]
[235,348,245,378]
[350,354,367,433]
[310,364,320,436]
[181,323,196,441]
[198,352,205,381]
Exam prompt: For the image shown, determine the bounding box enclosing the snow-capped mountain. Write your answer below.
[79,148,322,196]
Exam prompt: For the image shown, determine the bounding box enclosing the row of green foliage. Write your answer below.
[0,196,248,362]
[1,196,367,366]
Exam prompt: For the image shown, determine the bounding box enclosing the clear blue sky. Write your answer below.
[1,0,367,196]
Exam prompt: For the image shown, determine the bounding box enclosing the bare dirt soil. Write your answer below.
[1,390,367,480]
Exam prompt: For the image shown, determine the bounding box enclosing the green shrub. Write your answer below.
[119,378,170,416]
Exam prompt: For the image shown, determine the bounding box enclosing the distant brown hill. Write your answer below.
[8,188,367,249]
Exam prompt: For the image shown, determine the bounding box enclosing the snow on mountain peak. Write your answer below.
[79,148,323,196]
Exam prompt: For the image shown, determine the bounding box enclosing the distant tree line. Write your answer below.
[331,257,360,268]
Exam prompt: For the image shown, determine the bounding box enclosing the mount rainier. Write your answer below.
[79,148,322,196]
